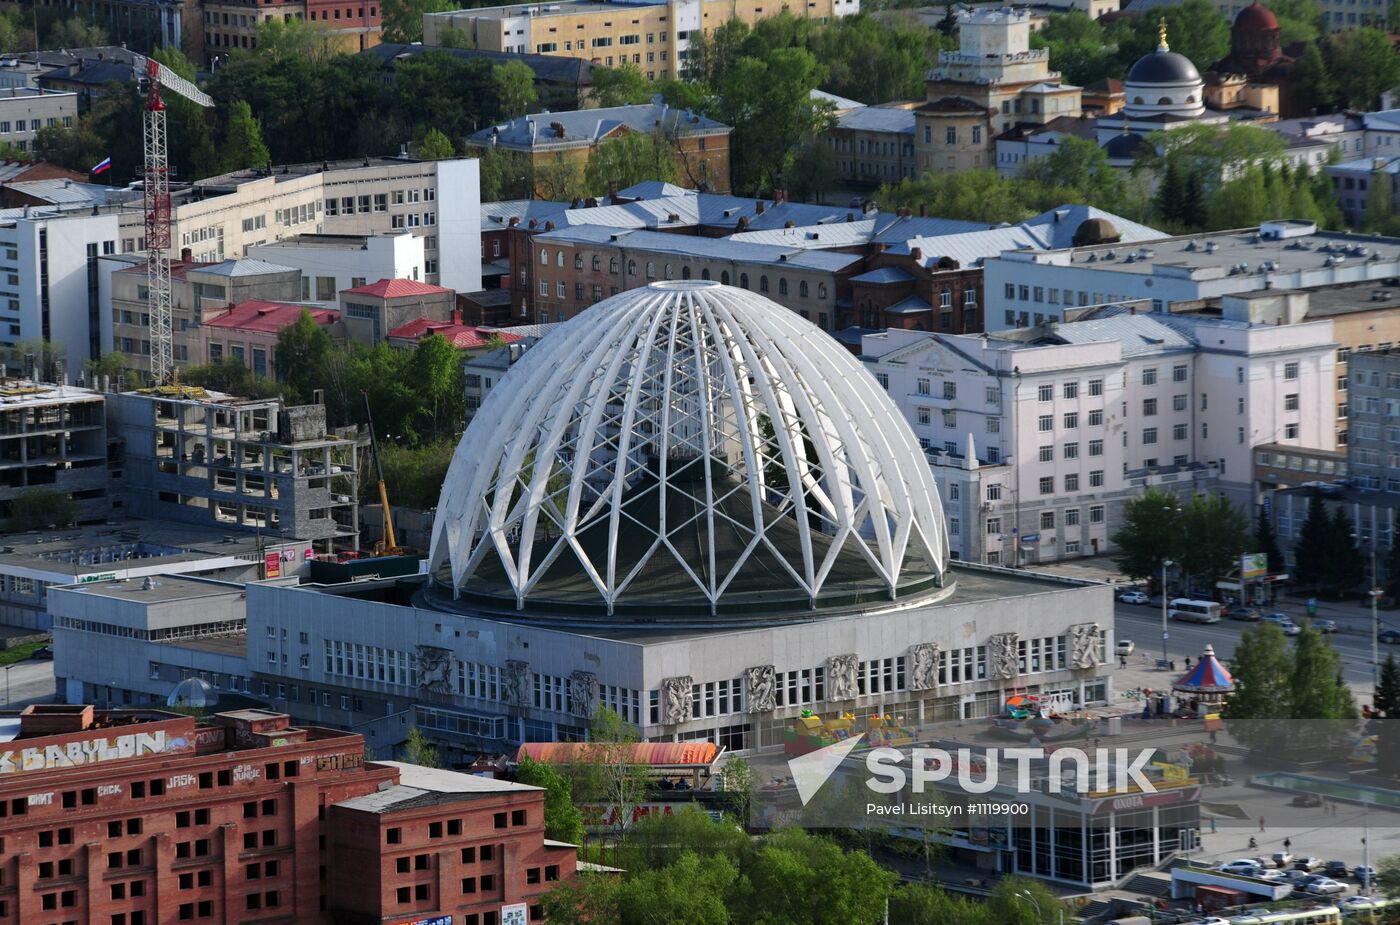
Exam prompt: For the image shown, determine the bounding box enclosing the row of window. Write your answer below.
[325,639,420,687]
[987,505,1106,536]
[0,116,69,133]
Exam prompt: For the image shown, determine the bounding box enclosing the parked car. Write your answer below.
[1271,851,1293,867]
[1219,859,1265,875]
[1257,869,1289,883]
[1380,629,1400,645]
[1325,860,1351,877]
[1281,621,1302,636]
[30,646,52,660]
[1252,856,1279,869]
[1293,873,1328,890]
[1353,865,1377,882]
[1118,590,1150,605]
[1305,878,1347,895]
[1263,613,1291,625]
[1116,640,1136,656]
[1286,869,1318,885]
[1231,608,1263,621]
[1293,856,1324,870]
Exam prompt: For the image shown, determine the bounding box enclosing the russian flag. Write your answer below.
[90,157,111,175]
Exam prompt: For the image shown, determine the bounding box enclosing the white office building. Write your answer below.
[247,232,426,303]
[862,305,1337,563]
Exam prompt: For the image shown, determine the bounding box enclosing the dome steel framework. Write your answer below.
[428,281,949,620]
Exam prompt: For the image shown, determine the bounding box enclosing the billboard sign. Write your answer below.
[1241,552,1268,580]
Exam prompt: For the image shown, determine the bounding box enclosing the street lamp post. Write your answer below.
[1371,542,1380,687]
[1016,889,1064,925]
[3,664,10,707]
[1161,559,1174,668]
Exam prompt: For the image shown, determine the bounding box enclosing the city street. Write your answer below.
[1,657,56,709]
[1113,601,1390,687]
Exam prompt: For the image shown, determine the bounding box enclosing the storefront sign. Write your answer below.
[502,904,527,925]
[264,551,281,578]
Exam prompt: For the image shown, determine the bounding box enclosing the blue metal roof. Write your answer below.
[836,106,916,135]
[533,226,863,271]
[851,267,915,284]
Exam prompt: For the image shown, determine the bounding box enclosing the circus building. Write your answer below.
[242,282,1117,758]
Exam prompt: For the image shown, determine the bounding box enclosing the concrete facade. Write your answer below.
[424,0,858,80]
[0,378,110,527]
[0,88,77,152]
[247,233,426,304]
[106,389,361,553]
[244,566,1114,759]
[1344,348,1400,492]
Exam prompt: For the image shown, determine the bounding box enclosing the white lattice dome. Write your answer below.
[427,281,950,624]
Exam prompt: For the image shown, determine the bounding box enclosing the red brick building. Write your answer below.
[0,704,575,925]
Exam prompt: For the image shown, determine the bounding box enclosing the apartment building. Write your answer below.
[467,100,733,194]
[0,88,77,152]
[1344,347,1400,492]
[109,255,304,377]
[248,232,426,306]
[0,703,575,925]
[106,389,361,553]
[0,155,478,376]
[524,225,862,329]
[423,0,859,80]
[363,42,598,111]
[827,105,917,186]
[202,0,383,63]
[199,301,344,374]
[0,376,109,526]
[861,305,1337,563]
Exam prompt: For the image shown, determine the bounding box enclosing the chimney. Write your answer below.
[756,201,765,214]
[784,220,795,229]
[544,220,555,231]
[736,216,749,230]
[911,247,923,261]
[585,197,598,208]
[508,216,519,226]
[846,212,854,222]
[180,247,192,262]
[608,180,618,199]
[919,203,927,217]
[571,197,580,208]
[528,218,538,229]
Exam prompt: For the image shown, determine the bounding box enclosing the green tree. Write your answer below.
[1221,622,1293,743]
[715,755,755,820]
[381,0,457,43]
[1111,487,1186,581]
[1375,653,1400,717]
[1179,492,1252,590]
[541,873,621,925]
[1290,42,1336,115]
[221,99,271,172]
[1266,0,1324,43]
[478,146,535,201]
[1255,506,1284,579]
[401,726,440,768]
[987,877,1068,924]
[1366,169,1398,233]
[416,126,457,160]
[563,707,648,841]
[789,137,839,203]
[533,158,585,202]
[714,46,827,195]
[180,358,280,398]
[437,26,474,48]
[1290,620,1357,719]
[516,754,585,845]
[617,852,737,925]
[371,441,456,510]
[1208,165,1269,230]
[1326,505,1365,596]
[1325,27,1400,110]
[273,309,334,402]
[1022,135,1133,216]
[84,352,130,389]
[494,60,539,120]
[583,130,678,197]
[877,168,1034,224]
[592,62,653,108]
[408,333,465,441]
[4,488,79,533]
[254,17,336,64]
[1293,493,1331,588]
[48,16,108,48]
[745,828,898,925]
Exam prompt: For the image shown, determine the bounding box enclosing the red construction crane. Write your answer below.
[135,54,213,385]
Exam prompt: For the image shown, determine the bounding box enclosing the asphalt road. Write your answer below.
[1,657,56,709]
[1113,601,1388,687]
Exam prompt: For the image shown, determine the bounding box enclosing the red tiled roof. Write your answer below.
[204,300,338,334]
[342,278,452,299]
[386,318,523,349]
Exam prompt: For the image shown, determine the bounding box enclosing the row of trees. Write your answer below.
[1291,493,1368,596]
[1110,488,1254,589]
[876,123,1345,234]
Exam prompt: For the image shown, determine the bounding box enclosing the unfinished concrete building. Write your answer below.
[107,388,360,553]
[0,377,111,525]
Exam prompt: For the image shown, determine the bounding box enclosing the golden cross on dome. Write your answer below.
[1158,16,1169,50]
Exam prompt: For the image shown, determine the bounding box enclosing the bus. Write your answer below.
[1169,599,1223,624]
[1227,904,1341,925]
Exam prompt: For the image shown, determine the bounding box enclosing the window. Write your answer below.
[1063,381,1078,399]
[986,484,1001,501]
[1039,445,1054,462]
[1142,368,1157,385]
[1173,423,1188,440]
[1038,415,1053,432]
[1284,361,1299,380]
[1041,511,1056,530]
[1285,393,1299,411]
[1038,383,1053,402]
[943,381,956,400]
[1089,470,1104,488]
[1039,476,1054,495]
[1064,442,1079,459]
[1285,423,1299,439]
[1172,364,1187,382]
[1089,504,1105,523]
[1065,508,1080,526]
[1143,398,1157,416]
[1088,378,1103,397]
[1064,412,1078,429]
[1143,427,1158,445]
[987,517,1002,534]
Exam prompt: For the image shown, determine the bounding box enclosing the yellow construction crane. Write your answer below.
[362,390,404,557]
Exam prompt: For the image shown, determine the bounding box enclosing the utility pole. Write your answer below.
[1161,559,1174,668]
[1372,541,1381,687]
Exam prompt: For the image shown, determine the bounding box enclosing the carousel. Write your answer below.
[1172,643,1236,714]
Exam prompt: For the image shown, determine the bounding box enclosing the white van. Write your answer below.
[1169,598,1222,624]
